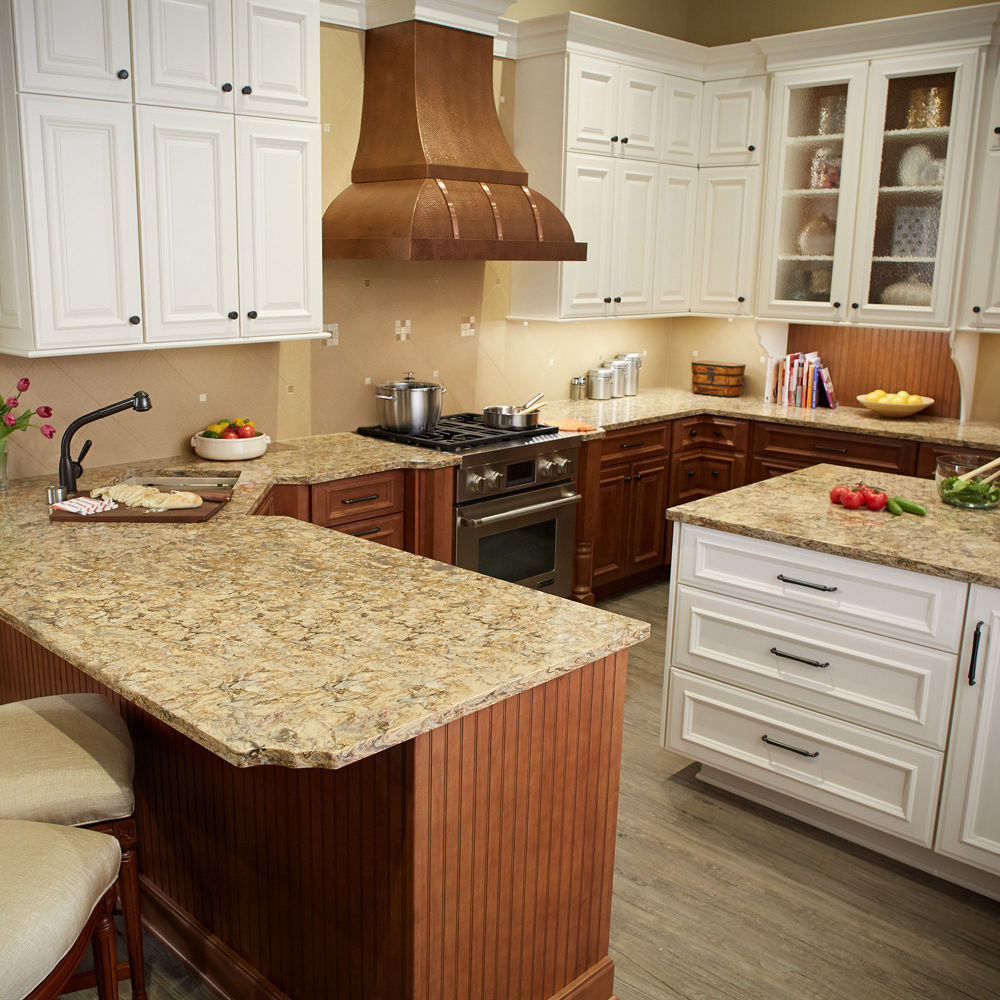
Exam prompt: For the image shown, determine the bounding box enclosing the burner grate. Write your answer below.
[356,413,560,452]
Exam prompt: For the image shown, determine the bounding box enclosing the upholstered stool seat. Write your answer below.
[0,694,145,999]
[0,819,121,1000]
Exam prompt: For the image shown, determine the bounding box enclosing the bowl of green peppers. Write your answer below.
[935,454,1000,509]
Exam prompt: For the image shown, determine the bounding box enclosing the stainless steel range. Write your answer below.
[357,414,581,597]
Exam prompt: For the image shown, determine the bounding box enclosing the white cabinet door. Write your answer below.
[652,164,696,313]
[700,77,767,165]
[559,153,614,317]
[609,163,657,314]
[234,0,319,121]
[619,67,662,160]
[20,95,143,351]
[566,55,620,156]
[960,145,1000,331]
[236,117,321,337]
[132,0,235,111]
[690,167,759,315]
[662,76,702,166]
[137,108,240,344]
[936,586,1000,877]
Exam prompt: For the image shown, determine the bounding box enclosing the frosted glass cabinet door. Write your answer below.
[136,108,240,343]
[20,95,143,351]
[132,0,235,111]
[559,154,614,317]
[236,118,321,338]
[12,0,132,100]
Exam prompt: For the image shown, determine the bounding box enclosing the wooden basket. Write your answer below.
[692,361,745,397]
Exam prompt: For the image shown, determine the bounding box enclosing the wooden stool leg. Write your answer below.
[113,820,148,1000]
[92,888,120,1000]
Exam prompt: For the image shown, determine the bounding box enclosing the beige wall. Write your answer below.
[504,0,687,37]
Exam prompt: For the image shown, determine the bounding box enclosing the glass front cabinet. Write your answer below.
[758,49,982,329]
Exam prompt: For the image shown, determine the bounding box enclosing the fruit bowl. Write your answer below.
[935,454,1000,509]
[856,393,934,418]
[190,431,270,461]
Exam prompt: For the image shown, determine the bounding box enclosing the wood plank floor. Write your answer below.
[69,580,1000,1000]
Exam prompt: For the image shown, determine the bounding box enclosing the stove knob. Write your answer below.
[539,456,570,476]
[484,469,502,488]
[467,473,487,493]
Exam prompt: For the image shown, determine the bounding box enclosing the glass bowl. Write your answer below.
[935,453,1000,509]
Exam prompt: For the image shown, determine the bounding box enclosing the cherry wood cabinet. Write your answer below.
[669,416,749,508]
[916,442,1000,479]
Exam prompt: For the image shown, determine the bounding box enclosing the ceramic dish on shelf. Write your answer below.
[856,394,933,418]
[190,431,270,460]
[897,144,931,186]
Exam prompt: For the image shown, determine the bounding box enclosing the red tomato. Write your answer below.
[236,424,256,438]
[856,485,876,499]
[829,485,850,504]
[841,490,865,509]
[865,490,888,511]
[221,429,239,439]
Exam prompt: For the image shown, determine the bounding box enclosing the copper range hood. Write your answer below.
[322,19,586,262]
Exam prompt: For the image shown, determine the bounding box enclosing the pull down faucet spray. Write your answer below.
[58,391,152,494]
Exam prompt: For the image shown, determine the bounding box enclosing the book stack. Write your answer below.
[764,352,838,409]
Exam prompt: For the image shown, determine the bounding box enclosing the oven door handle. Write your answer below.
[458,492,581,528]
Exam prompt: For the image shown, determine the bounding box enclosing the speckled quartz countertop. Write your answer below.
[0,432,648,770]
[666,463,1000,589]
[543,387,1000,450]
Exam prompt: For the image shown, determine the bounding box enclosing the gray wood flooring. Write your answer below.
[69,580,1000,1000]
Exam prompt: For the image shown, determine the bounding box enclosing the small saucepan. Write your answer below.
[482,393,547,430]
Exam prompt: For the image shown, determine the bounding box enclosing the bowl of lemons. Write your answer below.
[856,388,934,418]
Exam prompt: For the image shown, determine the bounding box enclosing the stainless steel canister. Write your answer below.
[615,353,642,395]
[569,376,586,401]
[601,360,630,398]
[587,367,614,400]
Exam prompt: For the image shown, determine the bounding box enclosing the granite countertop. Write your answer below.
[0,433,648,770]
[666,463,1000,589]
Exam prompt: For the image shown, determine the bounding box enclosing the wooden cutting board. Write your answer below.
[49,489,231,524]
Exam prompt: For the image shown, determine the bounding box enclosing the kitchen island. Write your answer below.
[0,446,649,1000]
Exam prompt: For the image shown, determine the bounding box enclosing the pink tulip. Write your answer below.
[16,377,29,391]
[5,397,17,408]
[40,424,55,438]
[35,405,52,418]
[3,413,15,427]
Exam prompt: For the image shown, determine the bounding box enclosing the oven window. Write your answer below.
[478,520,556,583]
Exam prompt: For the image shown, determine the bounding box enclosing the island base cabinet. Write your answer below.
[0,620,627,1000]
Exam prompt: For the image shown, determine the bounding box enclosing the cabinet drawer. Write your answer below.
[311,471,404,527]
[676,525,967,652]
[334,511,405,550]
[751,422,917,476]
[915,442,1000,479]
[599,423,669,463]
[672,415,749,452]
[672,585,958,747]
[666,669,943,845]
[668,450,747,505]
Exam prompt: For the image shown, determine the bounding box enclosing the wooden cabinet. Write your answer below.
[311,471,406,550]
[916,441,1000,478]
[699,76,767,165]
[669,415,749,506]
[749,421,918,481]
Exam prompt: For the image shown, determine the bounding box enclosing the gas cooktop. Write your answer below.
[356,413,560,452]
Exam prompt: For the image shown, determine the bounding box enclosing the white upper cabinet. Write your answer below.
[609,162,658,313]
[652,165,697,313]
[12,0,133,100]
[559,153,615,317]
[132,0,236,111]
[618,67,662,160]
[20,95,143,352]
[662,76,702,166]
[700,76,767,165]
[234,0,319,121]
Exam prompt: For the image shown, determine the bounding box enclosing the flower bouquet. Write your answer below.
[1,377,55,490]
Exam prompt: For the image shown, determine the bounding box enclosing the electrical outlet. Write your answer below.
[199,393,207,403]
[432,370,439,377]
[395,319,411,341]
[323,323,339,346]
[692,349,699,358]
[364,376,371,385]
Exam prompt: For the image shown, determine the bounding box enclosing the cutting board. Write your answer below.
[49,489,231,524]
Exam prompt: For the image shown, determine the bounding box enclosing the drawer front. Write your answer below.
[666,669,943,845]
[676,525,967,652]
[672,585,958,747]
[915,442,1000,479]
[335,511,405,550]
[599,423,669,463]
[672,415,749,452]
[751,422,918,476]
[668,450,747,505]
[311,471,404,527]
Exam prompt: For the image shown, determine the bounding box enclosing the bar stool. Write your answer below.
[0,694,146,999]
[0,818,121,1000]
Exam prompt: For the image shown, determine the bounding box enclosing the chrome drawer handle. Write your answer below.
[770,647,829,669]
[777,573,838,593]
[762,734,819,758]
[342,493,380,505]
[969,620,985,686]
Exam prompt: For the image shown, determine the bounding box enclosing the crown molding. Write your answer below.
[319,0,506,36]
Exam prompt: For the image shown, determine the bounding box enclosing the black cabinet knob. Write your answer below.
[737,295,746,303]
[689,428,697,437]
[242,85,252,95]
[851,302,860,310]
[995,126,1000,134]
[833,301,842,309]
[711,469,719,477]
[247,310,258,319]
[610,135,619,142]
[714,428,722,436]
[973,306,982,314]
[634,472,642,481]
[621,136,629,144]
[222,82,233,93]
[228,310,239,320]
[117,69,129,80]
[687,469,695,477]
[603,296,612,304]
[624,475,631,482]
[748,144,756,151]
[613,296,622,303]
[128,314,140,325]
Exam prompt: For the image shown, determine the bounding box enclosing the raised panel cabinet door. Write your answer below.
[132,0,235,111]
[592,463,631,588]
[936,586,1000,876]
[699,76,767,165]
[959,147,1000,330]
[12,0,132,100]
[661,76,702,165]
[566,54,620,156]
[559,153,614,318]
[234,0,319,121]
[619,66,662,160]
[136,107,240,343]
[236,117,321,338]
[690,166,760,315]
[20,95,143,351]
[652,164,696,313]
[627,456,668,575]
[609,162,657,314]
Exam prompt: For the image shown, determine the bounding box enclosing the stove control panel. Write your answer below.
[456,437,579,503]
[466,468,502,493]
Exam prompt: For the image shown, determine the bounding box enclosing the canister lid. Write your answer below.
[588,367,613,378]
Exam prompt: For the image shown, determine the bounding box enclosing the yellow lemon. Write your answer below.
[867,389,887,400]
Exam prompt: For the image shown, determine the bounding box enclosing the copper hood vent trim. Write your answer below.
[322,19,586,262]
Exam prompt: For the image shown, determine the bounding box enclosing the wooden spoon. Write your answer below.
[520,399,548,415]
[957,455,1000,482]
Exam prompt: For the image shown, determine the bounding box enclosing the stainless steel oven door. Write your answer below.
[454,483,580,597]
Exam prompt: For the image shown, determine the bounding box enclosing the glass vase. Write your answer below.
[0,437,7,493]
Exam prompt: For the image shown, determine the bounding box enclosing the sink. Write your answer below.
[117,475,239,491]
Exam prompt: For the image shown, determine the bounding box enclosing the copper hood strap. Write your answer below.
[521,186,544,242]
[435,179,460,239]
[480,182,503,240]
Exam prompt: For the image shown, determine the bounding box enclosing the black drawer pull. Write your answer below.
[969,620,984,685]
[689,427,697,436]
[351,526,380,537]
[687,469,695,477]
[714,428,722,436]
[770,647,830,669]
[762,734,819,758]
[341,493,380,505]
[777,573,838,593]
[620,441,645,449]
[711,469,719,477]
[813,444,848,453]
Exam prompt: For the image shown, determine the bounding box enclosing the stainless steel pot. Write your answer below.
[482,405,541,430]
[375,374,446,433]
